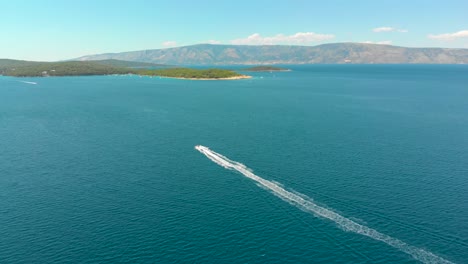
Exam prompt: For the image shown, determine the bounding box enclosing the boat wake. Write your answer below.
[19,81,37,85]
[195,145,453,264]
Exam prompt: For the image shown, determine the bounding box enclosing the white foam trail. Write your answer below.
[19,81,37,85]
[195,145,453,264]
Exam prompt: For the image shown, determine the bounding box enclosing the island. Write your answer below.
[242,66,290,72]
[138,68,251,80]
[0,59,251,80]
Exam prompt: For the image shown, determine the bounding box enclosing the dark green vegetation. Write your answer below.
[0,59,41,69]
[0,60,133,77]
[77,43,468,65]
[0,59,245,79]
[242,66,289,72]
[138,68,244,79]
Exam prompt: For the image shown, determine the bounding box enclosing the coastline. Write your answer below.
[3,74,252,80]
[152,75,252,81]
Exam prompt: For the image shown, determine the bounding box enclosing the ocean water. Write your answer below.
[0,65,467,263]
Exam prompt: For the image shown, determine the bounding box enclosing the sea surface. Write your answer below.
[0,65,467,263]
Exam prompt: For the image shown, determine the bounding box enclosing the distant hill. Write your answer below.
[75,43,468,65]
[242,66,289,72]
[89,59,168,68]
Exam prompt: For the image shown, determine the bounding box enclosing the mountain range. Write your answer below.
[76,43,468,65]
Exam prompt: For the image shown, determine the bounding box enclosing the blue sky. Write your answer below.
[1,0,467,61]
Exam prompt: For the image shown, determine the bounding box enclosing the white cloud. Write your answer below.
[362,40,392,45]
[428,30,468,41]
[373,27,408,33]
[162,41,177,47]
[230,32,335,45]
[206,40,222,44]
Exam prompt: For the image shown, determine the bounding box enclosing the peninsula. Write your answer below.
[0,59,250,80]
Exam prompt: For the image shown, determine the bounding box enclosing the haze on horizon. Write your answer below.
[1,0,467,61]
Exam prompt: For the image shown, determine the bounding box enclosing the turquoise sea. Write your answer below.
[1,65,467,263]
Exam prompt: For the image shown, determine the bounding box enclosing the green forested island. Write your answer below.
[138,68,249,79]
[242,66,290,72]
[0,59,249,80]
